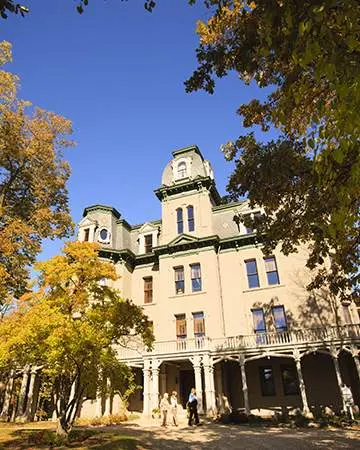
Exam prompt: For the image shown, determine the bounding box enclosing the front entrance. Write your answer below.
[180,369,195,408]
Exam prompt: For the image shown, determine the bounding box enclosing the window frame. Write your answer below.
[187,205,195,232]
[174,266,185,294]
[143,276,153,304]
[272,305,288,332]
[264,256,280,285]
[177,161,187,179]
[193,311,205,337]
[84,228,90,242]
[175,314,187,339]
[176,208,184,234]
[245,259,260,289]
[251,308,266,333]
[144,234,153,254]
[259,366,276,396]
[190,263,202,292]
[280,364,299,396]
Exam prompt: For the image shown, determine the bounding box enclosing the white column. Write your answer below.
[190,356,203,414]
[331,349,346,411]
[350,347,360,382]
[142,360,151,416]
[293,351,310,415]
[239,355,250,415]
[160,368,167,396]
[0,370,15,419]
[17,366,30,421]
[151,359,160,410]
[214,365,222,412]
[203,355,216,416]
[24,368,37,421]
[104,378,111,416]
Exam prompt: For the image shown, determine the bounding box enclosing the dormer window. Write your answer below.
[177,161,187,179]
[144,234,153,253]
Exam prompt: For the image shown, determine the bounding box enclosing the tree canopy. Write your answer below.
[185,0,360,300]
[0,41,74,304]
[0,242,154,434]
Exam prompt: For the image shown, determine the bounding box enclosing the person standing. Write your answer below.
[188,387,200,426]
[170,391,178,426]
[160,393,170,427]
[341,384,355,420]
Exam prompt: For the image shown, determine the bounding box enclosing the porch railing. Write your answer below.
[117,324,360,360]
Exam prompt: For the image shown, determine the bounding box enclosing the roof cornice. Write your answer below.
[83,204,121,219]
[154,176,221,205]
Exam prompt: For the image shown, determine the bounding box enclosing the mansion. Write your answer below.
[78,145,360,418]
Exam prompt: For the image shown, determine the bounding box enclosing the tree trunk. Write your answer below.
[56,416,69,437]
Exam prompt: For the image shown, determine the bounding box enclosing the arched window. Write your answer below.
[176,208,183,234]
[187,205,195,232]
[177,161,187,179]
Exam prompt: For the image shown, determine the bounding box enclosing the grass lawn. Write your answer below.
[0,422,138,449]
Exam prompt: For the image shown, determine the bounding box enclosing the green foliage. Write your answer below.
[0,242,154,434]
[185,0,360,299]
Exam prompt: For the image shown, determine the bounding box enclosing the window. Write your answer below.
[245,259,260,288]
[144,234,153,253]
[193,312,205,337]
[252,308,266,333]
[342,304,352,324]
[187,205,195,232]
[177,161,187,179]
[99,228,108,241]
[176,208,184,234]
[84,228,90,242]
[272,305,287,331]
[174,266,185,294]
[281,365,299,395]
[175,314,187,338]
[259,366,276,396]
[144,277,153,304]
[191,263,202,292]
[264,256,280,285]
[244,211,262,234]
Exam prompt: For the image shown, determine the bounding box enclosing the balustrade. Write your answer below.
[117,324,360,359]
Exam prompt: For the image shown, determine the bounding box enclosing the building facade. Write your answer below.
[78,145,360,418]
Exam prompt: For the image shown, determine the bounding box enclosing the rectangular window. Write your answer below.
[191,263,202,292]
[187,205,195,232]
[144,277,153,304]
[264,256,280,285]
[84,228,90,242]
[245,259,260,288]
[244,211,261,234]
[177,208,183,234]
[342,304,352,324]
[281,365,299,395]
[175,314,187,338]
[144,234,153,253]
[272,305,287,331]
[174,266,184,294]
[193,312,205,337]
[252,308,266,333]
[259,366,276,396]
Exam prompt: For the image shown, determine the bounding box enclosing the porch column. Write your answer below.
[190,355,203,414]
[151,359,160,410]
[0,370,15,419]
[203,354,216,416]
[214,365,223,412]
[24,368,37,421]
[17,366,30,421]
[142,360,151,416]
[293,350,310,415]
[330,348,346,411]
[350,347,360,382]
[239,355,250,415]
[104,378,111,416]
[160,364,167,396]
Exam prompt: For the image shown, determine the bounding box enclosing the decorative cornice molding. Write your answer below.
[83,204,121,219]
[154,176,221,205]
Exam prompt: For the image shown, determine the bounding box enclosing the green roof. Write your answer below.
[172,145,204,161]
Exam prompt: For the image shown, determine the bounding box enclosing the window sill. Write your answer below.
[242,284,285,294]
[169,291,207,299]
[143,302,157,306]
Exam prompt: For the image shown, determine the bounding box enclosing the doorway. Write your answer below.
[179,369,195,408]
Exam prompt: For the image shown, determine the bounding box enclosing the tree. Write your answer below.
[0,41,74,302]
[185,0,360,300]
[0,242,154,435]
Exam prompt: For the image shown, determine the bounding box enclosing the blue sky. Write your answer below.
[2,0,269,261]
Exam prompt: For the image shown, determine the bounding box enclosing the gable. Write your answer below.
[167,234,199,247]
[78,216,97,228]
[138,222,159,234]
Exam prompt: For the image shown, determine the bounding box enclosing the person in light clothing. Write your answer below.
[188,387,200,426]
[160,392,170,427]
[170,391,178,426]
[341,384,354,420]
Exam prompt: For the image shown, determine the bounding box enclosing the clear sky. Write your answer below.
[2,0,270,261]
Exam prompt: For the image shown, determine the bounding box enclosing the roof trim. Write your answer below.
[83,204,121,219]
[172,145,204,161]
